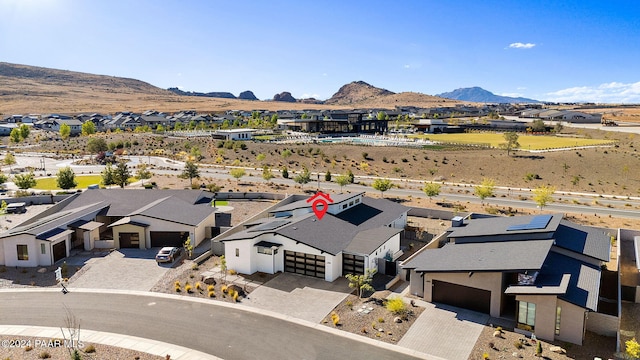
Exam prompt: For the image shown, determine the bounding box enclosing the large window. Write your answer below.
[17,245,29,261]
[257,246,272,255]
[517,301,536,331]
[555,306,561,335]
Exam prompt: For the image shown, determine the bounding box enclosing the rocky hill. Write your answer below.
[324,81,395,105]
[238,91,258,100]
[167,87,237,99]
[273,91,296,102]
[437,87,541,103]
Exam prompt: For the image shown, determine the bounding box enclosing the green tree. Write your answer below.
[324,170,332,182]
[86,137,108,154]
[293,167,311,187]
[206,183,222,193]
[377,111,386,121]
[190,146,203,161]
[372,178,393,198]
[174,122,184,131]
[113,161,131,188]
[136,164,153,185]
[533,185,555,210]
[3,152,16,173]
[81,121,96,136]
[101,163,115,186]
[281,166,289,179]
[346,169,355,184]
[183,237,193,259]
[18,124,30,140]
[156,124,165,132]
[281,149,293,159]
[345,269,376,298]
[0,173,7,187]
[180,160,200,186]
[270,114,279,126]
[335,174,350,192]
[474,178,496,204]
[14,172,36,189]
[59,123,71,139]
[531,119,546,132]
[9,128,21,143]
[423,182,441,201]
[262,166,274,182]
[56,166,77,190]
[256,153,266,162]
[230,167,246,183]
[500,132,520,156]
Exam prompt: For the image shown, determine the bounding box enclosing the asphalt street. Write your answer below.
[0,291,423,360]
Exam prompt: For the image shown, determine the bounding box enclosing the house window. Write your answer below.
[517,301,536,331]
[17,245,29,261]
[342,204,348,209]
[235,248,239,257]
[257,246,272,255]
[349,201,354,206]
[41,243,46,254]
[555,306,561,335]
[355,198,360,204]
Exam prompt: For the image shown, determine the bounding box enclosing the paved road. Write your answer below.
[0,291,425,360]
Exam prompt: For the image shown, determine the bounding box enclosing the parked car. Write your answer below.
[155,247,182,263]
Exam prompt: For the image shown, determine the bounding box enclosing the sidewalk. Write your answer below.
[0,325,221,360]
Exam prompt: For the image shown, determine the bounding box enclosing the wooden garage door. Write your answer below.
[432,280,491,314]
[342,253,364,276]
[53,242,66,263]
[284,251,325,279]
[150,231,186,248]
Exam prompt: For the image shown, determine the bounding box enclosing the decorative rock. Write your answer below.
[493,330,502,337]
[512,352,522,358]
[549,346,566,354]
[37,268,47,273]
[394,317,402,323]
[202,276,216,285]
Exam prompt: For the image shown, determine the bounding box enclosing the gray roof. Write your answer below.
[222,196,409,256]
[270,192,363,213]
[505,274,570,295]
[554,220,611,262]
[448,214,562,238]
[402,239,554,272]
[345,227,403,255]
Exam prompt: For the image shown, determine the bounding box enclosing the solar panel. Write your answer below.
[507,215,552,231]
[248,220,291,232]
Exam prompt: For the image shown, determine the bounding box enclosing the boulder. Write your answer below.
[549,346,566,354]
[393,317,402,323]
[37,268,48,273]
[202,276,216,285]
[493,330,502,338]
[228,284,245,296]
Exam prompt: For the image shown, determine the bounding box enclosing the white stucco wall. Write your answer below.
[37,240,50,265]
[2,234,38,267]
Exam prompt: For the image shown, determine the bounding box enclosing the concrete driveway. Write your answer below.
[399,301,489,360]
[241,273,352,323]
[66,248,173,291]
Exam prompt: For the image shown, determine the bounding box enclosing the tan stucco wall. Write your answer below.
[113,224,146,249]
[585,310,618,338]
[423,272,503,317]
[557,299,587,345]
[515,294,587,344]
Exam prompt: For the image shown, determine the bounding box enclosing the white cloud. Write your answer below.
[404,64,411,69]
[508,42,536,49]
[517,87,527,90]
[545,81,640,103]
[322,73,328,77]
[300,93,320,99]
[498,92,524,98]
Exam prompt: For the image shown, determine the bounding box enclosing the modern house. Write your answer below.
[401,213,614,345]
[213,129,256,140]
[218,192,408,281]
[0,189,217,267]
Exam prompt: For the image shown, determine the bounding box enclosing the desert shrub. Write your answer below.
[25,345,34,352]
[174,281,181,287]
[208,291,215,298]
[207,285,214,292]
[331,312,340,326]
[232,291,239,302]
[195,282,202,291]
[39,351,51,359]
[191,263,199,270]
[482,353,489,360]
[185,284,193,293]
[514,341,524,349]
[221,285,228,293]
[385,297,407,315]
[229,269,237,275]
[378,317,384,323]
[175,285,181,292]
[84,344,96,353]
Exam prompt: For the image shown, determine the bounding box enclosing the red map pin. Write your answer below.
[306,191,334,220]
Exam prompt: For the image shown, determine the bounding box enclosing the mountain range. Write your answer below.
[437,87,541,103]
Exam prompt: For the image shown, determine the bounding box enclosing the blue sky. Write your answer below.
[1,0,639,103]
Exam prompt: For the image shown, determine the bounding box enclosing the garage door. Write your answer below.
[432,280,491,314]
[342,253,364,276]
[53,242,66,263]
[284,251,325,279]
[150,231,187,247]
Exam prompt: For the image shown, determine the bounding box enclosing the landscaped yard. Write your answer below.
[34,175,140,190]
[411,133,615,150]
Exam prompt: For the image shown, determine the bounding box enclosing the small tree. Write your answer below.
[136,164,153,186]
[230,168,246,183]
[81,121,96,136]
[14,172,36,189]
[293,166,311,187]
[281,166,289,179]
[531,119,546,132]
[86,137,108,154]
[535,340,543,357]
[474,178,496,204]
[18,124,30,140]
[113,161,131,188]
[59,123,71,139]
[9,128,21,143]
[335,174,350,192]
[180,160,200,186]
[346,169,355,184]
[0,173,7,187]
[533,185,555,210]
[56,166,77,190]
[423,182,441,201]
[101,163,115,186]
[500,132,520,156]
[372,178,393,198]
[3,153,16,173]
[324,170,332,182]
[262,165,274,183]
[184,236,193,259]
[345,269,376,298]
[219,255,227,283]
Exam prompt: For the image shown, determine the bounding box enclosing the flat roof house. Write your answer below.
[0,189,217,267]
[401,214,613,345]
[218,192,408,281]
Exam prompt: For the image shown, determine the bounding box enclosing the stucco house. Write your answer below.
[0,189,217,267]
[218,192,408,281]
[401,213,614,345]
